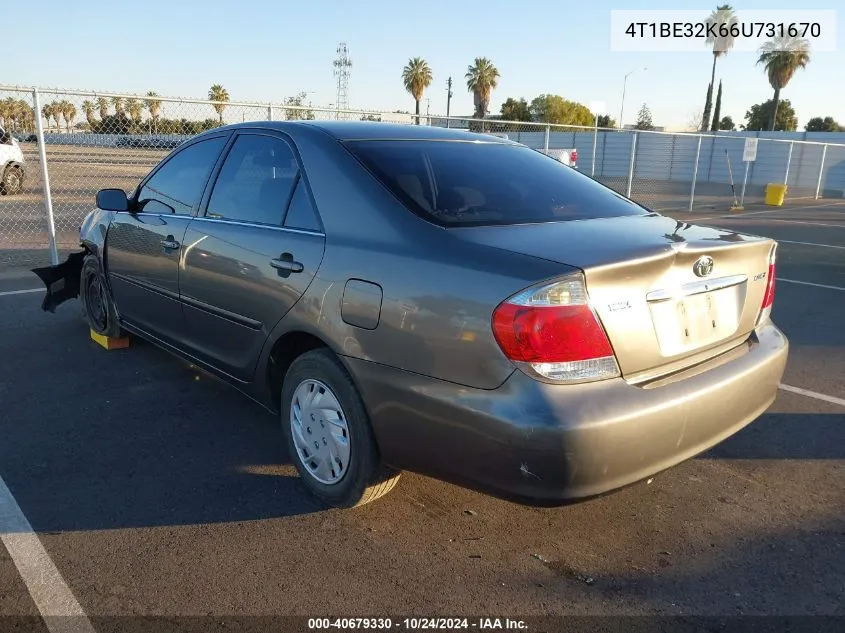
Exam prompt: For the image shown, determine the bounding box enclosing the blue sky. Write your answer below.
[6,0,843,129]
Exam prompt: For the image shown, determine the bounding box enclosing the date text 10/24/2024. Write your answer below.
[308,618,528,630]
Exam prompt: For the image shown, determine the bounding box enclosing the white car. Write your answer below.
[538,148,578,169]
[0,125,26,195]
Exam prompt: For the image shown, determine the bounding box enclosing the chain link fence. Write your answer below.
[2,85,845,270]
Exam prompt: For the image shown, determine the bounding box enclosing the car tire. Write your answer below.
[79,254,123,338]
[281,348,401,508]
[1,164,24,195]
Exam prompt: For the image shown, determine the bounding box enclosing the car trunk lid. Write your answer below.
[451,213,776,381]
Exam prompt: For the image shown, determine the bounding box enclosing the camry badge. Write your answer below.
[693,255,714,278]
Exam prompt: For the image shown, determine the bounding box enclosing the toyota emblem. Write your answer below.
[693,255,714,278]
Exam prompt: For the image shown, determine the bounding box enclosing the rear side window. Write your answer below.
[207,134,299,226]
[345,140,647,226]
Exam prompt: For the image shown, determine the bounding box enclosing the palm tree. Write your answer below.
[208,84,229,125]
[465,57,500,122]
[111,97,125,117]
[701,4,738,130]
[60,101,76,132]
[401,58,433,125]
[96,96,110,120]
[144,91,162,134]
[41,103,55,132]
[126,98,143,129]
[82,100,97,129]
[50,101,63,131]
[757,36,811,131]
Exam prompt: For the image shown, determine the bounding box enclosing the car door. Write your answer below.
[178,130,326,380]
[106,133,228,344]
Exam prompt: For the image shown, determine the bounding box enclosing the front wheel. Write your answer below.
[80,254,123,338]
[281,349,401,508]
[1,165,24,195]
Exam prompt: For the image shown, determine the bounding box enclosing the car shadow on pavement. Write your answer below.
[0,315,326,534]
[701,409,845,461]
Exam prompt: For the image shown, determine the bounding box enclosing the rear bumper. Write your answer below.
[346,322,788,505]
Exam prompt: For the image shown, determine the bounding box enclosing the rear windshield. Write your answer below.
[345,139,648,226]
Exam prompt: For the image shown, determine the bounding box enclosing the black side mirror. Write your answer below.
[96,188,129,212]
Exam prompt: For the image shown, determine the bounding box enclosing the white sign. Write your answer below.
[590,101,607,116]
[743,138,758,162]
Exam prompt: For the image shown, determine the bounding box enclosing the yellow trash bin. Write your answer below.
[765,183,788,206]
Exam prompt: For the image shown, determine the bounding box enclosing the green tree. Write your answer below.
[96,97,110,120]
[743,98,797,131]
[465,57,500,120]
[805,116,844,132]
[208,84,230,125]
[499,97,531,122]
[702,4,738,130]
[529,94,593,126]
[701,82,713,131]
[111,97,124,116]
[401,57,433,125]
[360,114,382,122]
[756,36,810,131]
[0,98,14,130]
[719,116,736,131]
[144,91,162,134]
[283,92,316,121]
[597,114,617,128]
[709,81,723,132]
[634,103,654,130]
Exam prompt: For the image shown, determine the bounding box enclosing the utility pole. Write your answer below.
[446,76,453,128]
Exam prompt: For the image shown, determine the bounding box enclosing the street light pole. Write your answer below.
[619,66,647,129]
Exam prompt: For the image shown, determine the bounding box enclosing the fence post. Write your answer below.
[626,132,638,198]
[543,125,550,152]
[32,88,59,266]
[815,144,827,199]
[784,141,794,185]
[267,104,273,121]
[591,116,598,178]
[689,135,703,212]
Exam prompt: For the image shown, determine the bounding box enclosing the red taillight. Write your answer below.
[570,149,577,165]
[757,243,777,324]
[492,274,620,383]
[762,256,776,308]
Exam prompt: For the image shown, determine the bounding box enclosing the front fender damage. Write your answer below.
[31,249,86,313]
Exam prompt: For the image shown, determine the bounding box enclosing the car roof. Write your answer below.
[210,120,518,144]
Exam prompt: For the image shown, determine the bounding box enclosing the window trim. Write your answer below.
[198,129,325,233]
[129,131,232,216]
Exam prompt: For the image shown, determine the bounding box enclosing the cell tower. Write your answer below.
[333,42,352,118]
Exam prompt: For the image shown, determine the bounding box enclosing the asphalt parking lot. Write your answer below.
[0,200,843,631]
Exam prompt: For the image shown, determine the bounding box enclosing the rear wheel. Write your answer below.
[1,164,24,195]
[80,254,123,338]
[281,348,401,508]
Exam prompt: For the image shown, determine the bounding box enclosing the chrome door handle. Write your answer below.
[269,257,304,273]
[160,238,180,250]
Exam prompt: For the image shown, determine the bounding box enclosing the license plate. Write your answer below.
[650,287,741,356]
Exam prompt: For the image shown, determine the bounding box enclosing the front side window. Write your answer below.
[137,136,227,213]
[206,134,299,226]
[345,140,648,227]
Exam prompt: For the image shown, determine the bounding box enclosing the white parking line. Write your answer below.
[689,202,845,223]
[778,278,845,292]
[768,219,845,229]
[776,240,845,250]
[779,384,845,408]
[0,288,44,297]
[0,476,96,633]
